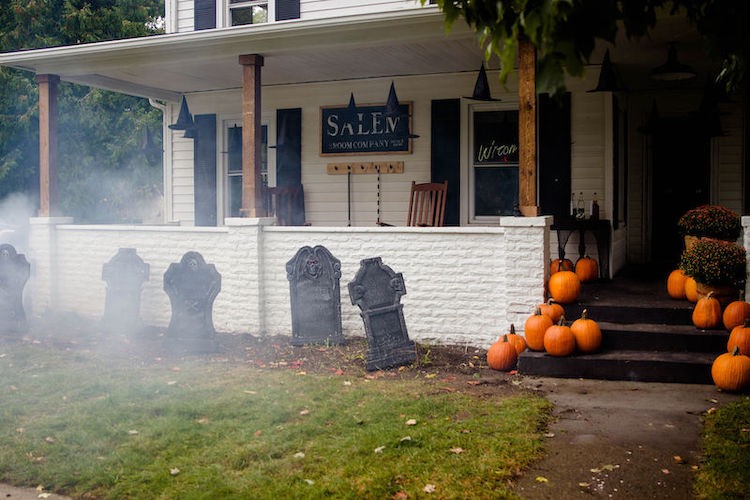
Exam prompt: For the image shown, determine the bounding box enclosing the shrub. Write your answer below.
[680,239,747,287]
[677,205,741,240]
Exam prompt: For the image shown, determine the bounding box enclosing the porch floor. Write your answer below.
[518,266,728,384]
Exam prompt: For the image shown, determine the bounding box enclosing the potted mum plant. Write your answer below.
[677,205,741,251]
[679,239,747,305]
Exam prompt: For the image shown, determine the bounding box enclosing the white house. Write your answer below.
[0,0,746,347]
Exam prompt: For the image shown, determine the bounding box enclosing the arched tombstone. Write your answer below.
[163,251,220,354]
[0,244,30,334]
[101,248,149,336]
[286,245,344,346]
[348,257,415,371]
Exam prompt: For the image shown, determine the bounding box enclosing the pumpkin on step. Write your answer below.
[550,258,574,274]
[543,317,576,357]
[538,298,565,324]
[711,346,750,392]
[666,269,688,300]
[727,320,750,356]
[548,271,581,304]
[571,309,602,353]
[504,324,527,355]
[722,291,750,331]
[693,291,722,330]
[487,334,519,371]
[524,307,553,352]
[685,277,699,303]
[575,256,599,283]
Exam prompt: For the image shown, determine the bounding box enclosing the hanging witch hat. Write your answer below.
[383,81,419,138]
[169,96,194,131]
[465,63,500,101]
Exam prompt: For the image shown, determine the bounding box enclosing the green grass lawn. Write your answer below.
[694,396,750,499]
[0,342,551,499]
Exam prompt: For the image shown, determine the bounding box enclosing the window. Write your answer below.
[229,0,268,26]
[469,106,520,221]
[224,122,268,217]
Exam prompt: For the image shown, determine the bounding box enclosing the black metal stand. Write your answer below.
[551,218,612,280]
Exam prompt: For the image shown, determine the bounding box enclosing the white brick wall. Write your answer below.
[743,216,750,299]
[26,217,550,348]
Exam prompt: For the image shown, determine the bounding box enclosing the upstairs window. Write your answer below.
[229,0,268,26]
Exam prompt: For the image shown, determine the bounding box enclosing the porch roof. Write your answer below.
[0,9,483,103]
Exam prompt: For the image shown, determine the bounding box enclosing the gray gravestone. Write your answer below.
[163,251,220,353]
[348,257,415,371]
[0,244,29,334]
[101,248,149,336]
[286,245,344,346]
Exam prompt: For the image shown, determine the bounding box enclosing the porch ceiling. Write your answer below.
[0,8,710,102]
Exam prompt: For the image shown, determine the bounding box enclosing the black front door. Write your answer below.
[651,116,710,266]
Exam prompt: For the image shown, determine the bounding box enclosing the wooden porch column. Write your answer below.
[238,54,265,217]
[36,74,60,217]
[518,39,539,216]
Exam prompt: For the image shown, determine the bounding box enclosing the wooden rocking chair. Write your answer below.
[407,180,448,227]
[269,184,306,226]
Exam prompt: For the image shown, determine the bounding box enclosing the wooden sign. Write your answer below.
[321,102,413,155]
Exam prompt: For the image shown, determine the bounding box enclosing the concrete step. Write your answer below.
[599,322,730,352]
[564,303,694,325]
[518,349,718,384]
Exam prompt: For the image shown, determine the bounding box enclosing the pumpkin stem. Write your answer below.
[731,345,741,356]
[558,315,566,326]
[502,334,509,343]
[744,318,750,328]
[534,306,543,316]
[581,309,588,320]
[510,324,516,334]
[547,298,556,306]
[707,291,714,299]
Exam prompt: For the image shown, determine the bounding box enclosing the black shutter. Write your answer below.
[195,0,216,30]
[276,0,300,21]
[193,114,217,226]
[276,108,302,187]
[430,99,460,226]
[538,93,571,223]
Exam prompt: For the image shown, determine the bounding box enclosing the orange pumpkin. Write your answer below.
[524,307,553,352]
[711,346,750,392]
[722,291,750,331]
[538,299,565,324]
[693,291,722,330]
[575,256,599,283]
[543,317,576,357]
[685,277,699,303]
[505,324,528,355]
[550,258,574,274]
[548,271,581,304]
[570,309,602,353]
[727,320,750,355]
[666,269,688,300]
[487,334,519,371]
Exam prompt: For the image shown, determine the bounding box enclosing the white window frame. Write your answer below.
[223,0,273,28]
[460,99,520,225]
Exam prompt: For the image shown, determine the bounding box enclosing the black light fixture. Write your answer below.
[384,81,419,138]
[650,43,696,82]
[588,49,624,92]
[465,62,500,101]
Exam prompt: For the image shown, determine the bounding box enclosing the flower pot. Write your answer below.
[696,282,739,307]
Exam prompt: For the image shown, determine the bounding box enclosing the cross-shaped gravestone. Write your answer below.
[101,248,149,336]
[348,257,415,371]
[286,245,344,346]
[0,244,30,334]
[163,251,220,354]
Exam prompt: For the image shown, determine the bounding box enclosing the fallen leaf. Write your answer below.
[16,427,24,433]
[466,380,481,386]
[293,452,305,459]
[423,484,436,493]
[662,469,670,474]
[399,436,412,443]
[343,381,352,386]
[425,373,437,379]
[296,371,307,376]
[673,455,684,464]
[170,467,180,476]
[304,479,315,485]
[243,390,257,394]
[535,476,549,483]
[127,430,139,435]
[578,482,590,488]
[333,369,344,376]
[196,418,209,424]
[708,398,719,404]
[544,432,555,438]
[299,409,310,416]
[38,494,52,499]
[44,436,55,444]
[374,446,386,454]
[254,430,262,437]
[392,492,408,500]
[170,366,181,372]
[449,447,464,454]
[167,381,177,385]
[405,419,417,426]
[590,468,601,473]
[36,485,45,492]
[691,465,700,471]
[707,407,717,415]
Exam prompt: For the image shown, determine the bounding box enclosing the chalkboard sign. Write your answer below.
[473,110,519,165]
[321,102,413,155]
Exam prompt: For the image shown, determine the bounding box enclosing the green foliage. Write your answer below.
[677,204,742,240]
[0,0,165,222]
[680,238,747,287]
[0,344,551,499]
[424,0,747,96]
[694,397,750,498]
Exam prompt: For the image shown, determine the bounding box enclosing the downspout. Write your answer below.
[149,98,173,224]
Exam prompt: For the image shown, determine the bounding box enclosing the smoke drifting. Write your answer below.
[0,192,36,253]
